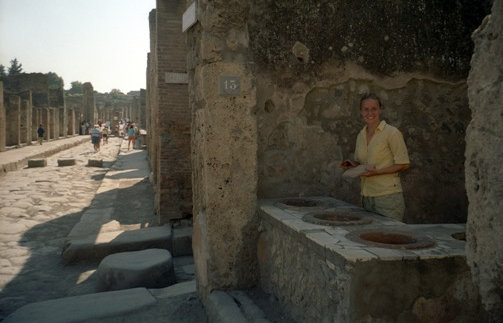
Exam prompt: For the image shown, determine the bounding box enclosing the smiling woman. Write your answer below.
[0,0,156,93]
[340,92,410,221]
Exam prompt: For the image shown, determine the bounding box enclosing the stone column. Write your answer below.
[0,82,5,151]
[140,89,146,129]
[49,108,57,139]
[187,1,259,296]
[20,99,30,144]
[466,0,503,320]
[59,107,67,137]
[32,107,39,141]
[6,95,21,146]
[41,108,50,141]
[67,108,75,135]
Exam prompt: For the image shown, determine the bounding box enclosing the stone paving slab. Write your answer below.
[2,287,157,323]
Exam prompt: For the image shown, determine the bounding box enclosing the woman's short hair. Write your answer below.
[360,92,382,108]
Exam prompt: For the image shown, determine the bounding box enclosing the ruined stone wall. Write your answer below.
[248,0,490,224]
[147,9,159,196]
[6,73,49,107]
[139,89,146,129]
[82,82,96,125]
[0,82,5,151]
[466,0,503,320]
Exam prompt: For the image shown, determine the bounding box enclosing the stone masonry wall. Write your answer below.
[248,0,490,224]
[82,82,96,126]
[466,0,503,320]
[0,82,5,151]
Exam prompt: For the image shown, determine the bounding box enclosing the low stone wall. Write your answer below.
[257,197,484,322]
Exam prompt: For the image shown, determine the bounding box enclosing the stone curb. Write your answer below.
[0,136,89,176]
[2,288,157,323]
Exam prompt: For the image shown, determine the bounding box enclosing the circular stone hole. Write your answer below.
[360,232,416,245]
[278,198,319,207]
[451,232,466,241]
[347,230,435,249]
[302,211,372,226]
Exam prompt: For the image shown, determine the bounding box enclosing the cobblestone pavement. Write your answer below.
[0,137,136,320]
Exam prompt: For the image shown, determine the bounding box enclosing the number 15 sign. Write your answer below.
[219,75,240,96]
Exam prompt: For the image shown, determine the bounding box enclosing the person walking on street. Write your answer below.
[90,125,102,152]
[127,124,136,151]
[37,124,45,145]
[102,126,109,145]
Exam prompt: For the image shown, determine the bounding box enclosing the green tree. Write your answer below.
[67,81,83,94]
[109,88,125,99]
[48,72,64,89]
[8,58,23,76]
[0,64,6,81]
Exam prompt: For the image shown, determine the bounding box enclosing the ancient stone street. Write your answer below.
[0,138,125,318]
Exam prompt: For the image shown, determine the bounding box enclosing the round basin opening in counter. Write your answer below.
[277,198,320,208]
[451,232,466,241]
[347,230,435,249]
[302,211,372,226]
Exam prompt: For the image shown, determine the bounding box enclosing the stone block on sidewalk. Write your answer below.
[172,226,193,256]
[27,159,47,168]
[97,248,175,291]
[57,158,76,166]
[88,159,103,167]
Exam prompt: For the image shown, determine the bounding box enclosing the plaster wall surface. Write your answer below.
[465,0,503,320]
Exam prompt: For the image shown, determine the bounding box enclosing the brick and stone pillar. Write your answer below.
[187,1,259,297]
[6,95,21,146]
[153,0,192,223]
[0,82,5,151]
[139,89,146,129]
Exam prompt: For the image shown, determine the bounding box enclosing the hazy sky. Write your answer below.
[0,0,156,93]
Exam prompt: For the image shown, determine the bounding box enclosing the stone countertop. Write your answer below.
[258,197,467,263]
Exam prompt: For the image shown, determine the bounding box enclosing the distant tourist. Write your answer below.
[37,124,45,145]
[102,126,109,145]
[127,123,136,151]
[90,125,102,152]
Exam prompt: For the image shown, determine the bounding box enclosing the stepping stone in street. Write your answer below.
[27,159,47,168]
[61,225,173,264]
[88,159,103,167]
[97,248,175,291]
[57,158,76,166]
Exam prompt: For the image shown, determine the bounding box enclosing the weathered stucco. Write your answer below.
[466,0,503,320]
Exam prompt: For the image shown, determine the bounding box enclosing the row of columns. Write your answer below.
[0,81,77,151]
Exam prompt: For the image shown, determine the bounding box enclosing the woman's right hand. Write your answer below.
[340,160,358,170]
